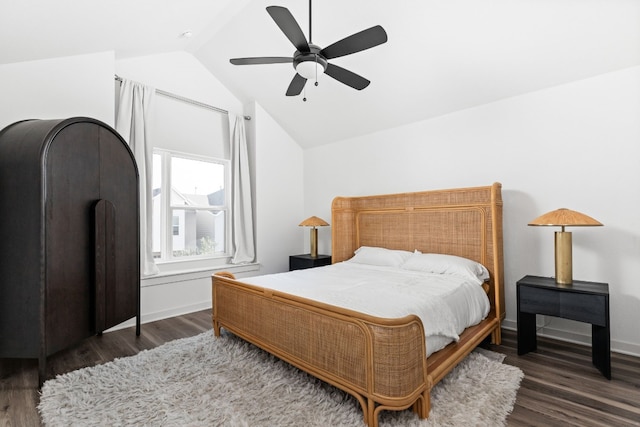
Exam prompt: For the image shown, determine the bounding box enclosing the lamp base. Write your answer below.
[310,228,318,258]
[555,231,572,285]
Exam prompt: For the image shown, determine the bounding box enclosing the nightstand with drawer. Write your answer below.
[516,275,610,379]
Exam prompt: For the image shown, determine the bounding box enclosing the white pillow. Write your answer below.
[348,246,413,268]
[401,253,490,284]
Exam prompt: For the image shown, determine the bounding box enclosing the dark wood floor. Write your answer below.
[488,332,640,427]
[1,310,639,426]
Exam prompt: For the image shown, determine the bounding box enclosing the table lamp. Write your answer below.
[528,208,602,285]
[299,216,329,258]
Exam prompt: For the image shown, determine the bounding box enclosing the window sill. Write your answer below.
[141,262,260,288]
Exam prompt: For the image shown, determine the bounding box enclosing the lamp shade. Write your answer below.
[528,208,602,228]
[299,216,329,258]
[299,216,329,228]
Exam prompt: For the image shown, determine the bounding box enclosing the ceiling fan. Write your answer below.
[229,0,388,99]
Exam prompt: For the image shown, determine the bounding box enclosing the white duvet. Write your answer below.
[242,261,490,356]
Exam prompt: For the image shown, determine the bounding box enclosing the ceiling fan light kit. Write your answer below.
[293,45,327,80]
[230,1,387,99]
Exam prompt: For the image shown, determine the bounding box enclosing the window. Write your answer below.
[172,215,180,236]
[152,150,230,262]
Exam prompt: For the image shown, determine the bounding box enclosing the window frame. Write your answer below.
[153,148,231,264]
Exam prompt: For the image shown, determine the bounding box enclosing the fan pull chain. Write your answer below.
[314,54,319,87]
[303,54,319,102]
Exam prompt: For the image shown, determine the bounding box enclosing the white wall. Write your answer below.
[253,102,306,274]
[303,66,640,356]
[0,51,115,129]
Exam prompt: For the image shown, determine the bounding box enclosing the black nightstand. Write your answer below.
[289,254,331,271]
[517,275,610,379]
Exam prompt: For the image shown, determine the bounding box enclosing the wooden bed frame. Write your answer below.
[212,183,504,427]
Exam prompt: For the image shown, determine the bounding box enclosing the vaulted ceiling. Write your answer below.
[2,0,639,148]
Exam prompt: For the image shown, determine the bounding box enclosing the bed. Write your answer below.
[211,183,504,427]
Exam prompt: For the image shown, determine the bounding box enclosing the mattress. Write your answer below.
[242,261,490,356]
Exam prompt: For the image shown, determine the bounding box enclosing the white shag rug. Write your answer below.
[39,330,523,427]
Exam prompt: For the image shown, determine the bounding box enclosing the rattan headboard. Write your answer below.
[331,183,504,320]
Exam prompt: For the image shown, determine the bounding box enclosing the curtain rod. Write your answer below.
[115,75,250,120]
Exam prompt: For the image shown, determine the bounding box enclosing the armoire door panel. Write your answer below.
[94,199,117,333]
[44,123,101,354]
[98,127,139,328]
[0,120,53,358]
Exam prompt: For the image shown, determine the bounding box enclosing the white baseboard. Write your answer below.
[106,263,260,334]
[106,301,212,333]
[501,319,640,357]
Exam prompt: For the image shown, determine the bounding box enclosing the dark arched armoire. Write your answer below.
[0,117,140,385]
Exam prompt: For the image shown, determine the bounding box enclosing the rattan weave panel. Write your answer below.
[215,283,369,390]
[367,322,427,398]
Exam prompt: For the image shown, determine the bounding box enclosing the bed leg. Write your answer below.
[491,325,502,345]
[367,398,378,427]
[412,390,430,419]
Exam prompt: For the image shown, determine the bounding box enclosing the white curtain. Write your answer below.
[228,113,255,264]
[116,78,159,276]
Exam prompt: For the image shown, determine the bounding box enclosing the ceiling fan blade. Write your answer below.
[324,63,370,90]
[320,25,388,60]
[266,6,310,53]
[230,57,293,65]
[286,73,307,96]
